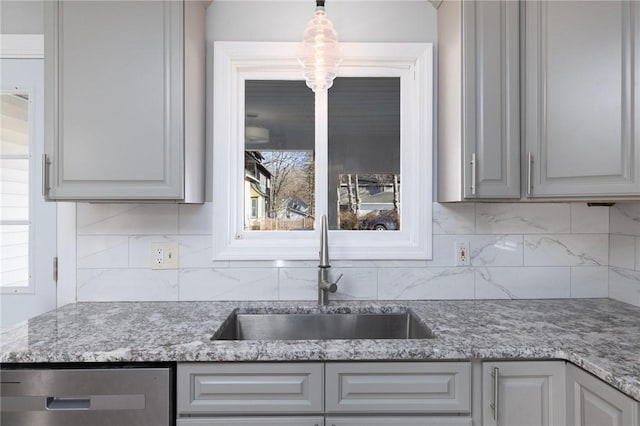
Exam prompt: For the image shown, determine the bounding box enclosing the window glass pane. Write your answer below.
[0,158,29,221]
[244,80,315,231]
[328,77,401,230]
[0,94,29,155]
[0,224,29,287]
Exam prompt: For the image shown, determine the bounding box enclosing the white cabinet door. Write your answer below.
[566,364,639,426]
[44,0,204,202]
[524,0,640,198]
[482,361,566,426]
[437,0,520,201]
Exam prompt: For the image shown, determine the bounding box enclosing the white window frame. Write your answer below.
[0,34,46,294]
[213,42,432,260]
[0,88,35,294]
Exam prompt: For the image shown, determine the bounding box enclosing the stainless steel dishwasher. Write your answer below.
[0,365,173,426]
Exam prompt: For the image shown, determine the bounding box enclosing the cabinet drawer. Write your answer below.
[326,416,472,426]
[177,416,325,426]
[177,363,323,414]
[325,362,471,414]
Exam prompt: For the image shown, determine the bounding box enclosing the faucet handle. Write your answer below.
[327,273,343,293]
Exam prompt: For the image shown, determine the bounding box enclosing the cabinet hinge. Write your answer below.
[53,257,58,283]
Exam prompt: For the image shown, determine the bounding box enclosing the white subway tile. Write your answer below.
[278,268,317,301]
[609,267,640,307]
[570,267,609,298]
[229,260,318,268]
[77,204,179,235]
[475,267,571,299]
[610,203,640,236]
[77,269,179,301]
[609,235,635,269]
[179,236,216,268]
[77,236,128,269]
[476,203,571,234]
[523,234,608,266]
[179,202,213,235]
[361,260,430,268]
[378,267,474,300]
[179,268,278,301]
[432,203,475,235]
[570,203,610,234]
[279,267,377,301]
[471,235,523,267]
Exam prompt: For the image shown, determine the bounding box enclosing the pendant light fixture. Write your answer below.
[299,0,342,92]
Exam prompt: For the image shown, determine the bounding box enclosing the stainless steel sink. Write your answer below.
[214,312,434,340]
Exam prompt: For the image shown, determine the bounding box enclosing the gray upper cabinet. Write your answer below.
[524,1,640,198]
[44,0,205,202]
[437,0,520,202]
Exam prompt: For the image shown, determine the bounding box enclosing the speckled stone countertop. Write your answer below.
[1,299,639,401]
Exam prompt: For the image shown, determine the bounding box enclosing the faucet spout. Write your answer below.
[319,215,330,268]
[318,215,341,305]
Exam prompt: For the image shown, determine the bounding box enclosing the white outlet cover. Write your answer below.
[151,241,180,270]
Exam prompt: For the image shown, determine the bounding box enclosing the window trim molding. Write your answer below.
[212,41,433,260]
[0,33,45,294]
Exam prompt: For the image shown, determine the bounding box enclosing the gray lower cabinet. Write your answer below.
[482,361,566,426]
[44,0,205,202]
[437,0,520,201]
[566,364,639,426]
[325,362,471,414]
[523,0,640,198]
[326,417,471,426]
[177,417,325,426]
[177,363,323,415]
[177,362,472,424]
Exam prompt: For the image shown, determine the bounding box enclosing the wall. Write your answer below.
[609,203,640,307]
[0,1,44,34]
[76,202,610,301]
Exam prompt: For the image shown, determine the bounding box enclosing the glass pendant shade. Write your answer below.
[299,1,341,92]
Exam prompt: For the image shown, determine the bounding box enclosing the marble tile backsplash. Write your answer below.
[75,202,612,303]
[608,203,640,307]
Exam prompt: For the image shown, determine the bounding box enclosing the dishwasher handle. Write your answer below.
[46,397,91,410]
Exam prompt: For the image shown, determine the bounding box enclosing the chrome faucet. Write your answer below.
[318,215,342,306]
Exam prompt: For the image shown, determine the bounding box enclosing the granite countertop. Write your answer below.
[1,298,639,401]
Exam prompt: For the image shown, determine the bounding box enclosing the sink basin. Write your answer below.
[214,312,434,340]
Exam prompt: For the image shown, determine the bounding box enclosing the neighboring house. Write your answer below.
[338,174,399,215]
[244,151,271,229]
[277,196,311,220]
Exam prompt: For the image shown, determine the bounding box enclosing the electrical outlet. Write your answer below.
[455,241,470,266]
[151,241,179,270]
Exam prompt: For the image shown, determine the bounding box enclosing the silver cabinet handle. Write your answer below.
[527,152,533,197]
[46,397,90,410]
[470,152,477,196]
[42,154,51,198]
[490,366,499,423]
